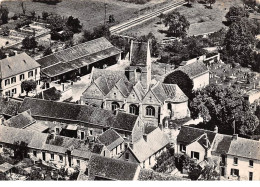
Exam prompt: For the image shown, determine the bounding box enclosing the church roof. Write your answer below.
[130,41,150,67]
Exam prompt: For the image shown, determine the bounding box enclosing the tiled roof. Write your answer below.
[98,129,124,151]
[94,76,110,95]
[133,82,146,100]
[130,41,149,67]
[138,169,186,181]
[4,110,36,129]
[0,53,40,79]
[0,97,22,116]
[91,68,127,90]
[173,61,209,79]
[130,128,169,162]
[212,134,260,160]
[177,126,217,146]
[88,154,139,180]
[19,98,139,132]
[151,82,188,103]
[0,126,48,150]
[37,37,121,78]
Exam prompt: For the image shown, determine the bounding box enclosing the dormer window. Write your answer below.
[180,144,186,153]
[28,71,33,78]
[20,74,25,81]
[5,79,10,86]
[11,77,16,84]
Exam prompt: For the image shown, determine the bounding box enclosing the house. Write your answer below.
[18,97,145,143]
[166,61,210,90]
[87,154,141,180]
[243,88,260,105]
[97,128,125,158]
[81,68,190,127]
[0,125,104,171]
[211,133,260,181]
[0,53,41,97]
[119,127,170,169]
[36,37,122,82]
[176,126,217,163]
[177,126,260,181]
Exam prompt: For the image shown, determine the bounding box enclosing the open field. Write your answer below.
[122,0,242,40]
[2,0,175,30]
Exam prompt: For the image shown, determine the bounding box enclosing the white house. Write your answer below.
[0,53,41,97]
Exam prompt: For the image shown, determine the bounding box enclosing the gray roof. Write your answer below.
[88,154,139,180]
[0,97,22,116]
[98,129,124,151]
[19,98,139,132]
[130,128,169,162]
[4,110,36,129]
[37,37,121,78]
[173,61,209,79]
[0,53,40,79]
[130,41,150,67]
[212,134,260,160]
[151,82,188,103]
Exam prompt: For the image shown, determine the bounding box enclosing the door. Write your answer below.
[221,167,225,176]
[42,152,46,161]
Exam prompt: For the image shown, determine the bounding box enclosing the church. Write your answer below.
[80,40,190,127]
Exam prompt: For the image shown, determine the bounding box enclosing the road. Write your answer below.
[110,0,186,34]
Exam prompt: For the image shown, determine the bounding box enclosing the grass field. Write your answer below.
[122,0,242,40]
[2,0,172,30]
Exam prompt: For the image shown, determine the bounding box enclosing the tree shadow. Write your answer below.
[183,3,193,8]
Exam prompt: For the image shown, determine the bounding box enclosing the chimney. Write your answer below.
[232,134,238,140]
[143,134,147,142]
[129,143,133,150]
[214,125,218,133]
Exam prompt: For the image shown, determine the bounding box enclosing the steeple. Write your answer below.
[146,40,152,89]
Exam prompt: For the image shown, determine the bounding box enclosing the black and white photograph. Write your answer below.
[0,0,260,182]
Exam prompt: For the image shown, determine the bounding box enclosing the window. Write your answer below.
[143,161,145,168]
[59,155,63,162]
[149,157,151,165]
[56,128,60,134]
[81,131,85,140]
[249,172,253,181]
[103,151,106,157]
[20,74,25,81]
[5,79,10,86]
[33,150,37,157]
[0,144,3,148]
[89,130,93,136]
[129,104,139,115]
[51,153,54,160]
[233,157,238,165]
[125,153,129,160]
[191,151,200,160]
[11,77,16,84]
[111,102,120,111]
[28,71,33,78]
[180,144,186,153]
[103,128,106,133]
[146,106,155,116]
[249,160,253,167]
[231,169,239,176]
[5,91,10,96]
[12,88,16,94]
[35,69,38,75]
[77,160,80,166]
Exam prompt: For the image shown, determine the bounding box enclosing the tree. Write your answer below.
[223,18,257,67]
[185,0,195,7]
[158,13,164,23]
[164,70,194,99]
[42,11,49,20]
[163,11,190,38]
[225,6,249,23]
[22,36,38,50]
[189,84,259,136]
[47,14,64,31]
[0,6,9,24]
[153,148,175,173]
[21,80,37,96]
[92,25,111,39]
[66,16,82,33]
[138,32,160,57]
[13,141,29,160]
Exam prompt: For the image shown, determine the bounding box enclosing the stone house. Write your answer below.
[0,53,41,97]
[176,126,260,181]
[18,97,145,144]
[0,125,104,171]
[119,127,170,169]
